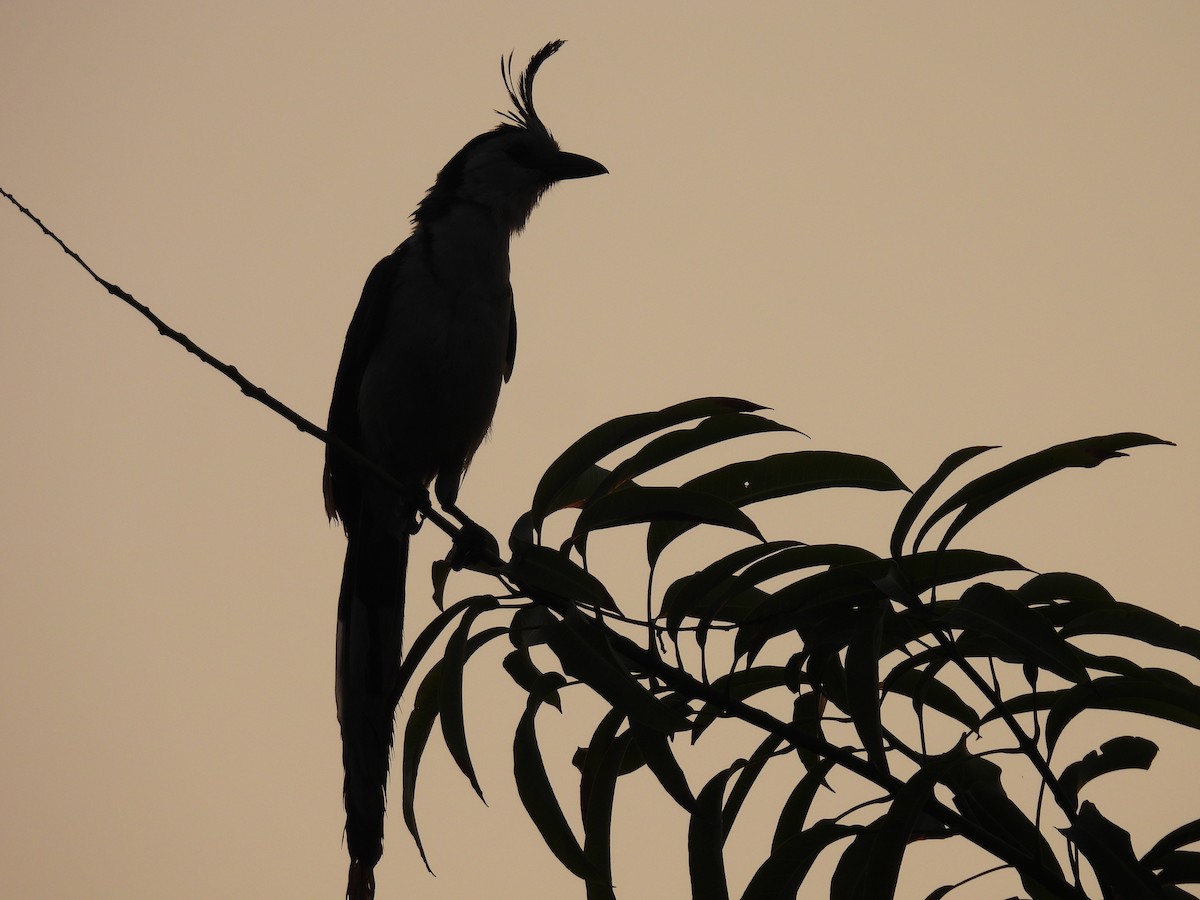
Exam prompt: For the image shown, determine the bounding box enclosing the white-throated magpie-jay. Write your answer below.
[323,40,605,899]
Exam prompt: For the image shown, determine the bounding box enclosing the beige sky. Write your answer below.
[3,3,1198,898]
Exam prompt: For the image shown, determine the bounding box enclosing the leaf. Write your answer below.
[648,450,908,565]
[890,445,996,559]
[1060,736,1158,810]
[1144,818,1200,869]
[1154,850,1200,886]
[940,583,1090,684]
[438,619,508,801]
[580,714,633,899]
[591,412,799,499]
[913,432,1174,553]
[692,666,790,740]
[1016,571,1117,611]
[772,757,836,851]
[689,766,739,900]
[844,603,888,773]
[503,647,547,695]
[513,673,606,883]
[394,594,501,705]
[567,484,764,554]
[531,397,766,525]
[630,722,695,813]
[741,819,856,900]
[1046,669,1200,753]
[1061,603,1200,663]
[505,543,619,612]
[661,541,803,640]
[723,734,785,839]
[1063,801,1169,898]
[883,666,982,733]
[544,611,691,734]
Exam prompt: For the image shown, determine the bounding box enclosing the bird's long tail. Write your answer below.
[336,519,408,900]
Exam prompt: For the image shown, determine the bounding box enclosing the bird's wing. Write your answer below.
[504,286,517,382]
[324,247,405,524]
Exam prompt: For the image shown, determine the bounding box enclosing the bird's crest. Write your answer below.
[497,39,565,134]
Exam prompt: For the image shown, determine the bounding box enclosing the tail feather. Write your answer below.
[336,520,409,900]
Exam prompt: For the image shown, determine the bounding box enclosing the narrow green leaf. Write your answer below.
[514,673,606,883]
[630,722,695,813]
[531,397,766,525]
[545,613,690,734]
[723,735,785,839]
[505,543,619,612]
[913,432,1173,553]
[394,594,501,705]
[940,583,1090,684]
[400,658,444,870]
[692,666,790,740]
[1154,850,1200,886]
[1064,801,1168,898]
[568,484,764,553]
[503,647,547,696]
[1046,669,1200,753]
[581,713,633,899]
[438,619,508,801]
[742,819,856,900]
[1061,603,1200,664]
[1016,571,1117,610]
[689,766,739,900]
[1144,818,1200,869]
[1060,736,1158,810]
[772,757,836,851]
[648,450,908,565]
[890,445,996,559]
[830,750,956,900]
[592,413,799,499]
[884,666,982,733]
[844,604,888,773]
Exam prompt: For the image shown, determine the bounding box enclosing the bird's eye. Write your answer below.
[506,143,537,166]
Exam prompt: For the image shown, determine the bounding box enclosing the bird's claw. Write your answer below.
[447,520,500,571]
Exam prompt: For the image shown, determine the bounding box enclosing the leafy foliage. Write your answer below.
[401,398,1194,899]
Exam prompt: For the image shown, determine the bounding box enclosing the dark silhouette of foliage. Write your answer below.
[404,398,1195,900]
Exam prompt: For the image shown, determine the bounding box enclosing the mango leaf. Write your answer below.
[630,721,695,813]
[890,445,996,559]
[723,734,785,839]
[1063,801,1169,898]
[940,583,1090,684]
[394,594,501,704]
[505,543,619,612]
[689,765,739,900]
[1016,571,1117,611]
[1144,819,1200,869]
[544,612,691,734]
[692,666,790,740]
[648,450,908,565]
[772,757,837,851]
[1061,603,1200,664]
[830,752,953,900]
[580,713,633,900]
[438,621,508,801]
[1152,851,1200,887]
[513,673,606,883]
[566,484,764,556]
[844,603,888,773]
[400,626,507,870]
[591,412,798,499]
[742,819,856,900]
[883,666,982,733]
[661,541,802,640]
[913,432,1173,553]
[503,647,546,695]
[1046,669,1200,753]
[1060,736,1158,810]
[531,397,766,525]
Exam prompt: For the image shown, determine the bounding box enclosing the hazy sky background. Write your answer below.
[3,3,1198,898]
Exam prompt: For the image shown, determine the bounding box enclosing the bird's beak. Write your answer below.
[545,151,608,181]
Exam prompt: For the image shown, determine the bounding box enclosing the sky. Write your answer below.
[2,3,1198,898]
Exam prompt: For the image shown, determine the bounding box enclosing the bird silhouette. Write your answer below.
[323,40,605,899]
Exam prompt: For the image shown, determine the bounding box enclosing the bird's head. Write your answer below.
[414,40,606,233]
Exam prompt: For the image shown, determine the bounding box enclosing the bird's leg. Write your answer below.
[442,501,501,571]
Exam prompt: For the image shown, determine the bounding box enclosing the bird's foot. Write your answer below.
[446,518,500,571]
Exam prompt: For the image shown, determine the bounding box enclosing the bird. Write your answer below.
[322,40,605,900]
